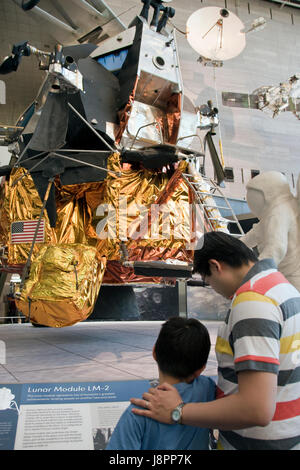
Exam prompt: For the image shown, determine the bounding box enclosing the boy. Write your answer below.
[106,317,216,450]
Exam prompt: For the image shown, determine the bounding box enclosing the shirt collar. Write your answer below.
[238,258,277,290]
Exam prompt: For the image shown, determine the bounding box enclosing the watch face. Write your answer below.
[172,409,180,422]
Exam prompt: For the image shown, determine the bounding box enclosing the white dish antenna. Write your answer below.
[186,7,246,61]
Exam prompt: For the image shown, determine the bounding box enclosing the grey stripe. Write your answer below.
[278,366,300,386]
[228,333,234,355]
[220,365,300,386]
[230,318,282,343]
[280,297,300,321]
[218,367,238,384]
[235,360,279,374]
[239,258,277,287]
[220,430,300,450]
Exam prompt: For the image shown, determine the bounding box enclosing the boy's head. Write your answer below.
[193,231,258,298]
[153,317,211,382]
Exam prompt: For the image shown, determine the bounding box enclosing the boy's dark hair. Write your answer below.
[154,317,211,380]
[193,231,258,277]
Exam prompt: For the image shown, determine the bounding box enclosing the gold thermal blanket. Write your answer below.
[0,152,195,325]
[86,154,194,283]
[0,167,56,266]
[15,244,106,327]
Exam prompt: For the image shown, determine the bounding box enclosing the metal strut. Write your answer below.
[20,177,54,290]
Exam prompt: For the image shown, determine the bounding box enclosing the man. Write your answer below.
[130,232,300,450]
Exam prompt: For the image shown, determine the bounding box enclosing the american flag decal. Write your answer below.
[11,220,45,244]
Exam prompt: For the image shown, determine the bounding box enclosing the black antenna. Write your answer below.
[139,0,176,33]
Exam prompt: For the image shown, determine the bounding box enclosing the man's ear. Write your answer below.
[208,259,222,273]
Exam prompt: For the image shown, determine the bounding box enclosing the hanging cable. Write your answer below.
[167,19,187,36]
[213,67,225,168]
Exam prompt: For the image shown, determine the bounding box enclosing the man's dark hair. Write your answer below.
[154,317,211,380]
[193,231,258,277]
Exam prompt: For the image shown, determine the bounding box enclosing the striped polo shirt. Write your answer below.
[216,259,300,450]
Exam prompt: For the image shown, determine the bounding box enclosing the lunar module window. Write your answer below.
[224,167,234,182]
[95,49,129,75]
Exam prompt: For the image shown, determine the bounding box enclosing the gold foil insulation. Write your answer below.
[89,155,194,283]
[115,76,139,145]
[0,167,56,266]
[0,152,196,326]
[15,244,106,327]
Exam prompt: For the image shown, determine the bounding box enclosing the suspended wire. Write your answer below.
[167,19,187,36]
[213,66,225,167]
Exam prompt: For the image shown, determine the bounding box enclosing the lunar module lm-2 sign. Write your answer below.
[0,0,244,327]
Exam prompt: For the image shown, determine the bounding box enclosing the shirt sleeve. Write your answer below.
[230,291,282,375]
[105,405,145,450]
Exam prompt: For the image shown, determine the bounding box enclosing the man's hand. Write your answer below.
[131,371,277,430]
[130,382,182,424]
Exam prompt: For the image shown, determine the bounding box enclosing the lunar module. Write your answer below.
[0,1,244,327]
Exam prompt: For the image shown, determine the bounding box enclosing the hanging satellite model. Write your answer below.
[205,8,300,121]
[186,7,246,67]
[185,7,266,67]
[222,74,300,120]
[184,7,248,185]
[184,7,268,186]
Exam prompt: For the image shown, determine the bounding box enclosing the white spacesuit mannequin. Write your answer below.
[241,171,300,292]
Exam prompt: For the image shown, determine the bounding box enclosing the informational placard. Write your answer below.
[0,380,150,450]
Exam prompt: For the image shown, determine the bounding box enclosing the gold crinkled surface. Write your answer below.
[0,152,195,325]
[0,154,194,267]
[90,156,194,262]
[0,167,56,265]
[15,244,106,327]
[89,157,195,283]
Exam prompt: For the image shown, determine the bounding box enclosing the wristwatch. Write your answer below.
[171,402,185,424]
